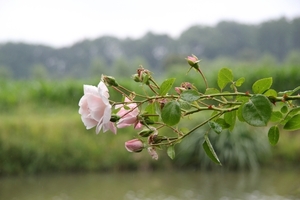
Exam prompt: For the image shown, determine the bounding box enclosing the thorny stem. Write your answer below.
[111,86,131,99]
[151,112,224,146]
[197,68,208,89]
[148,84,159,95]
[149,77,160,90]
[182,109,234,140]
[115,85,148,98]
[155,121,183,136]
[183,105,240,116]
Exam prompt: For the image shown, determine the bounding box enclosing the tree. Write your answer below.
[257,17,292,61]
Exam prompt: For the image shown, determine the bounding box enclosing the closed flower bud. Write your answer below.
[125,139,144,153]
[132,74,141,82]
[175,87,185,94]
[185,54,200,70]
[110,114,120,122]
[142,73,150,85]
[140,117,154,125]
[138,128,154,137]
[102,75,119,87]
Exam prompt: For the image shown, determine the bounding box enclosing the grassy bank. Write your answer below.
[1,65,300,175]
[0,105,169,175]
[1,104,300,175]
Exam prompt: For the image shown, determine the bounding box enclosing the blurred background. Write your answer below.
[0,0,300,199]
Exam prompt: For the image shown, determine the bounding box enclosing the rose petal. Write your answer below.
[83,85,98,95]
[81,116,98,129]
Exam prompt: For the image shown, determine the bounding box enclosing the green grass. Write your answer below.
[0,105,166,175]
[1,65,300,175]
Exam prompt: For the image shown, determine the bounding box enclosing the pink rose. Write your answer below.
[78,81,116,134]
[116,97,142,129]
[125,139,144,152]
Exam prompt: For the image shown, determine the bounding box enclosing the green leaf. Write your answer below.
[237,103,245,122]
[215,118,231,129]
[252,77,273,94]
[268,126,280,145]
[218,68,233,90]
[142,73,150,84]
[242,94,272,126]
[205,88,220,95]
[203,135,222,165]
[281,105,288,114]
[144,103,159,122]
[179,99,192,110]
[281,107,300,125]
[208,121,222,134]
[236,96,250,103]
[270,111,283,123]
[180,90,200,102]
[167,145,175,159]
[283,114,300,131]
[161,100,181,126]
[180,127,190,134]
[224,110,236,130]
[286,107,300,117]
[235,77,245,87]
[264,89,277,97]
[159,78,176,96]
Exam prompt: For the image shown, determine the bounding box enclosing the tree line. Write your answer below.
[0,17,299,79]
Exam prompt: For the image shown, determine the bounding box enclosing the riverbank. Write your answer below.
[0,103,299,176]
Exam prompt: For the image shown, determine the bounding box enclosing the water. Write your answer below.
[0,169,299,200]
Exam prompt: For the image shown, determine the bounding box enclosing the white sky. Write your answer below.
[0,0,299,48]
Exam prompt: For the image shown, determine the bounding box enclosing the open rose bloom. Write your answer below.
[78,81,116,134]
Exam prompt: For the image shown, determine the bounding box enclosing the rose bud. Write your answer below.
[185,54,200,70]
[138,128,154,137]
[101,75,119,87]
[125,139,144,153]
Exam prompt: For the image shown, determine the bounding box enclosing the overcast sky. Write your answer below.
[0,0,299,48]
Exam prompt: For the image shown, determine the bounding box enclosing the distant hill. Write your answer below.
[0,17,299,79]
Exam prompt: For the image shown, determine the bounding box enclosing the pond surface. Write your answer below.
[1,169,299,200]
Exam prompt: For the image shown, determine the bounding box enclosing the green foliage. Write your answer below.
[203,135,221,165]
[116,61,300,166]
[283,114,300,131]
[180,90,200,102]
[218,68,233,90]
[159,78,176,96]
[161,101,181,126]
[1,62,300,174]
[144,103,159,122]
[242,95,272,126]
[268,126,280,145]
[0,108,167,175]
[167,146,175,160]
[224,111,237,130]
[252,77,273,94]
[208,121,222,134]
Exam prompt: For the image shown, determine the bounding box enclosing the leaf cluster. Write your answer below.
[104,65,300,164]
